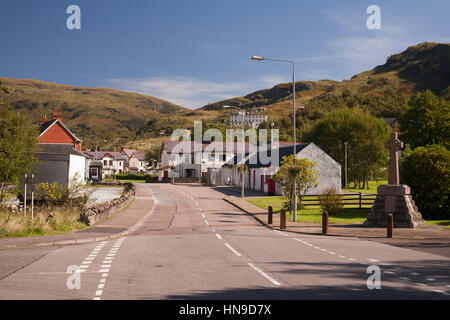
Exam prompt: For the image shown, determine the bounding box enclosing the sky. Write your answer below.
[0,0,449,109]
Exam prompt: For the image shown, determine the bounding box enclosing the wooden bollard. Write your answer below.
[387,213,394,238]
[268,206,273,224]
[280,209,286,230]
[322,211,329,235]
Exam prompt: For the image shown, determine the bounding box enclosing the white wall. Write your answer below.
[69,154,87,184]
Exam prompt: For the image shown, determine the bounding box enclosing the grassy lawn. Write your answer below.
[342,180,387,194]
[425,220,450,228]
[248,196,370,224]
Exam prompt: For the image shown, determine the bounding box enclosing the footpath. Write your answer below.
[0,184,154,250]
[223,193,450,258]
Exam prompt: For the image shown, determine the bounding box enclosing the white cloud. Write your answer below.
[107,75,286,109]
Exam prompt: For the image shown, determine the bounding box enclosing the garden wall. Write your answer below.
[79,182,136,226]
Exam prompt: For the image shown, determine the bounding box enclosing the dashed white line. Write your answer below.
[215,234,222,240]
[248,263,281,286]
[224,243,241,256]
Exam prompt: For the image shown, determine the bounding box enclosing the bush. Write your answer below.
[36,174,93,208]
[114,174,148,181]
[400,144,449,219]
[318,187,343,215]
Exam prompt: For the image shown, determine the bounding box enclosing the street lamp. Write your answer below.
[252,55,300,222]
[344,141,348,188]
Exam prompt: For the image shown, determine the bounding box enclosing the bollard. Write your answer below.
[322,211,329,235]
[387,213,394,238]
[268,206,273,224]
[280,209,286,230]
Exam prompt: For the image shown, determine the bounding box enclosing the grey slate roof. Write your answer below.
[225,143,311,168]
[37,143,89,158]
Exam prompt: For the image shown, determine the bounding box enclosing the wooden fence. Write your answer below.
[301,193,376,209]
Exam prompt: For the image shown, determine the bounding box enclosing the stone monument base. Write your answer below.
[364,185,426,228]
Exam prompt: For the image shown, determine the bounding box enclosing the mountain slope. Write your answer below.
[199,42,450,120]
[0,78,186,147]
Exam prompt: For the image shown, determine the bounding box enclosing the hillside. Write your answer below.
[199,42,450,120]
[119,42,450,150]
[2,42,449,151]
[0,78,186,148]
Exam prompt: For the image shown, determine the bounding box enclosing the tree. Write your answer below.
[273,155,319,213]
[237,164,248,198]
[400,90,450,149]
[304,108,389,188]
[0,107,39,202]
[400,144,449,219]
[145,145,161,170]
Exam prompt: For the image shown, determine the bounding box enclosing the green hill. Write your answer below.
[2,42,449,151]
[198,42,450,121]
[0,78,187,148]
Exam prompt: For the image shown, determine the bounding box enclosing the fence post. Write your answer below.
[280,209,286,230]
[268,206,273,224]
[387,213,394,238]
[359,192,362,209]
[322,211,329,235]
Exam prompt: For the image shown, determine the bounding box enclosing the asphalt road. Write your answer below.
[0,184,449,300]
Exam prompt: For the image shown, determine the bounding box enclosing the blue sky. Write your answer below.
[0,0,448,108]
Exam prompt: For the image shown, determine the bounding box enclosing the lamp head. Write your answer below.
[251,56,264,61]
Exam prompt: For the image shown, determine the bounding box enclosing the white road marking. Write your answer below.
[400,277,411,281]
[248,263,281,286]
[204,219,210,225]
[426,278,436,282]
[224,243,241,256]
[215,234,222,240]
[383,271,395,275]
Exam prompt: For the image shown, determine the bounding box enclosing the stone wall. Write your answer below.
[79,182,136,226]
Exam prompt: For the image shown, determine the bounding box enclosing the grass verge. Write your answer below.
[248,196,369,224]
[0,207,87,238]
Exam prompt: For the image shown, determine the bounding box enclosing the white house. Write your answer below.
[157,141,293,182]
[223,143,341,195]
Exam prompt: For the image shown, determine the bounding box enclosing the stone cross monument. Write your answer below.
[364,132,425,228]
[386,132,403,185]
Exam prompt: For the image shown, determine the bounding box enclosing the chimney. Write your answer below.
[52,109,63,121]
[39,114,48,125]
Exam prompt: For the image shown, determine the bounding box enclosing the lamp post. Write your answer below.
[251,55,299,222]
[344,141,348,188]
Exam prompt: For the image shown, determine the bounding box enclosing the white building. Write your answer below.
[222,143,341,195]
[157,141,293,182]
[230,112,268,128]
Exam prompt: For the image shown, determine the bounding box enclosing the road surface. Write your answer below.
[0,184,449,299]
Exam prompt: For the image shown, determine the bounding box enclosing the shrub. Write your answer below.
[36,174,93,208]
[114,174,148,181]
[318,187,343,215]
[400,144,449,219]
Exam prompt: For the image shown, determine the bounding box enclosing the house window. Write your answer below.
[103,160,107,166]
[221,154,226,161]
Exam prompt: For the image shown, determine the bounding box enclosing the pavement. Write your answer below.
[222,193,450,258]
[0,184,153,250]
[0,183,448,300]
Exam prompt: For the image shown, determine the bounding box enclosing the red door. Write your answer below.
[267,176,275,194]
[164,171,169,178]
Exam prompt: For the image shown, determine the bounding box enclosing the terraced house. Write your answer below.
[84,148,148,178]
